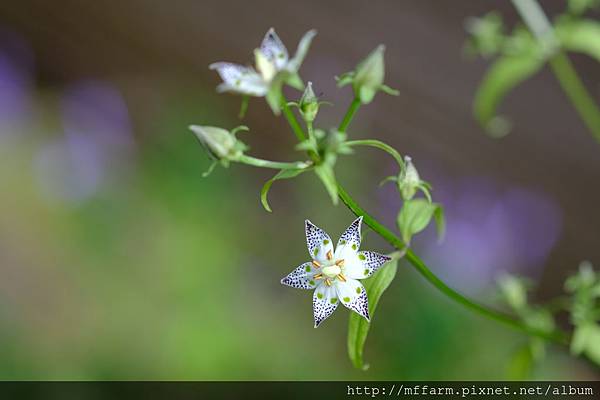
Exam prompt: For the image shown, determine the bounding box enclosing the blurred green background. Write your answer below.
[0,0,599,379]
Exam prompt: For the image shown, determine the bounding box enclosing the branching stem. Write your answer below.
[512,0,600,142]
[238,154,310,170]
[280,93,570,346]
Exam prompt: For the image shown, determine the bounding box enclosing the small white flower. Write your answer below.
[281,217,391,327]
[210,28,316,112]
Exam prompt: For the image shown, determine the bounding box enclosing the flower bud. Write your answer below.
[398,156,420,200]
[498,274,527,311]
[189,125,244,162]
[299,81,319,122]
[353,45,386,104]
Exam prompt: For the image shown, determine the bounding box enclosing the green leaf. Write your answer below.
[433,205,446,242]
[335,71,354,87]
[506,345,534,380]
[473,51,545,137]
[314,164,338,205]
[571,322,600,365]
[378,175,397,187]
[567,0,600,15]
[286,72,304,91]
[238,96,249,119]
[266,86,283,115]
[379,84,399,96]
[347,258,398,370]
[260,168,308,212]
[556,18,600,64]
[397,199,440,244]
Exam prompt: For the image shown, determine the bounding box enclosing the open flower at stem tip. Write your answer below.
[209,28,317,114]
[281,217,392,327]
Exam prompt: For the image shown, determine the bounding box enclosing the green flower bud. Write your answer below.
[189,125,246,163]
[497,274,527,311]
[354,45,386,104]
[398,156,421,201]
[299,81,319,122]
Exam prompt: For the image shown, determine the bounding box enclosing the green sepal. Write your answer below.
[397,198,443,244]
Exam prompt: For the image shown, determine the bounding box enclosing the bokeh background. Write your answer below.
[0,0,599,379]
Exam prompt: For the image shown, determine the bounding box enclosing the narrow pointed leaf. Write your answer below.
[473,52,544,137]
[556,19,600,64]
[314,164,338,205]
[433,205,446,242]
[347,258,397,370]
[260,168,309,212]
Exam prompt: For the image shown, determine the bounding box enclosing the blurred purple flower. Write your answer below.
[0,28,34,135]
[35,81,135,204]
[418,176,562,293]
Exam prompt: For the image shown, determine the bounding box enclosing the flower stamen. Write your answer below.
[325,278,332,286]
[326,250,333,260]
[337,273,347,282]
[312,260,321,268]
[314,273,323,280]
[335,259,345,267]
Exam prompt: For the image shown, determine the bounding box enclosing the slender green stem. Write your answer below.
[238,155,309,170]
[548,53,600,142]
[278,87,570,346]
[511,0,556,46]
[280,97,307,142]
[345,139,405,168]
[512,0,600,142]
[338,97,361,132]
[336,184,568,344]
[281,95,321,163]
[306,121,315,141]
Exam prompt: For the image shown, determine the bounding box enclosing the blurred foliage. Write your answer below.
[0,82,592,379]
[466,1,600,139]
[496,262,600,378]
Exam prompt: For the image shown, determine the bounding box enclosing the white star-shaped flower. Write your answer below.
[281,217,391,327]
[209,28,316,113]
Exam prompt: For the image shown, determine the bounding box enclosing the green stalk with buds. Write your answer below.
[188,26,600,373]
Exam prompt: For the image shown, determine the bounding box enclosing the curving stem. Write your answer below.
[280,92,569,345]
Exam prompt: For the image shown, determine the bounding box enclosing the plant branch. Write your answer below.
[345,139,405,168]
[548,53,600,142]
[280,96,307,141]
[512,0,600,142]
[338,97,361,132]
[279,90,569,346]
[336,184,568,344]
[238,154,310,170]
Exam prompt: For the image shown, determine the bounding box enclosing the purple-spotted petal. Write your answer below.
[313,283,339,327]
[209,62,268,96]
[335,216,363,260]
[346,251,391,279]
[260,28,289,70]
[305,220,334,264]
[281,262,318,290]
[335,278,370,321]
